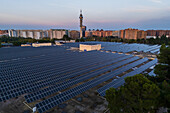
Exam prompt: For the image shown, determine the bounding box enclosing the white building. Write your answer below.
[50,29,69,39]
[8,29,69,39]
[27,31,34,38]
[79,44,101,51]
[8,30,12,37]
[8,30,17,37]
[42,31,48,38]
[22,31,27,38]
[34,31,41,39]
[146,36,157,39]
[32,43,52,47]
[21,44,31,47]
[56,30,63,39]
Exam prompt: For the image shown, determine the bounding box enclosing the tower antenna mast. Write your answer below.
[79,9,83,38]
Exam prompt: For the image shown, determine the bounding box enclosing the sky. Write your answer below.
[0,0,170,30]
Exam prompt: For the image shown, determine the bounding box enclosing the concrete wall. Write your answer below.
[21,44,31,47]
[32,43,52,47]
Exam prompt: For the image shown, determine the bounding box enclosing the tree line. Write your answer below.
[0,35,72,46]
[85,35,170,45]
[1,34,169,47]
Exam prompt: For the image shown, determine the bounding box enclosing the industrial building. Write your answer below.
[32,43,52,47]
[79,44,101,51]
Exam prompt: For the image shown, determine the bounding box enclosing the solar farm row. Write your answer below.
[0,45,158,113]
[0,47,134,102]
[0,53,128,94]
[0,49,96,66]
[0,52,123,82]
[148,70,156,76]
[103,44,155,53]
[63,42,161,54]
[97,59,158,96]
[143,45,161,53]
[35,57,148,113]
[24,55,135,103]
[1,51,105,75]
[150,48,160,53]
[0,46,66,61]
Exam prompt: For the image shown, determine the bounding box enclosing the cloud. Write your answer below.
[48,2,78,10]
[150,0,162,3]
[125,8,156,13]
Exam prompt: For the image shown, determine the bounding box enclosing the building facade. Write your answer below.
[147,30,170,38]
[69,30,80,39]
[48,29,69,39]
[137,30,147,39]
[119,28,147,40]
[85,29,118,37]
[124,28,138,40]
[8,29,69,39]
[0,30,8,35]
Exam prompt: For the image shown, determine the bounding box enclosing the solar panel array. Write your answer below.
[0,42,159,113]
[148,70,156,76]
[97,59,158,96]
[64,42,161,54]
[25,55,133,103]
[0,49,122,102]
[35,57,148,113]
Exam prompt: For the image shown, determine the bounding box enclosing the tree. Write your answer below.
[80,38,85,42]
[146,44,170,111]
[106,74,160,113]
[63,35,71,42]
[158,44,170,65]
[0,38,1,48]
[155,44,170,80]
[102,37,107,42]
[75,39,80,42]
[50,38,55,44]
[12,41,22,46]
[128,39,136,43]
[159,80,170,109]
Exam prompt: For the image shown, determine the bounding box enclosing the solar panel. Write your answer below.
[0,46,131,102]
[35,57,148,113]
[24,55,133,103]
[0,43,159,113]
[97,59,158,96]
[148,70,156,76]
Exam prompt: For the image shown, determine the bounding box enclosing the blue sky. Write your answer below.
[0,0,170,30]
